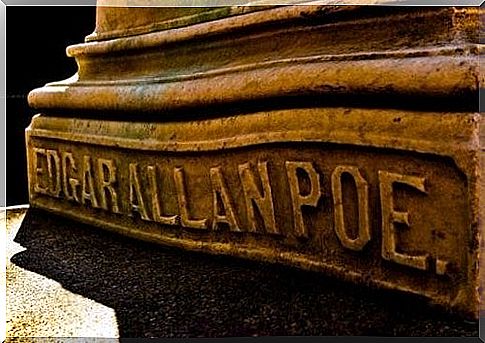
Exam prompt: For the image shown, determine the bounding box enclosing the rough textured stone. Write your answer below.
[25,5,483,320]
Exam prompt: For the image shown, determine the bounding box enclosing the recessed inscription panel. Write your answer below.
[27,136,470,304]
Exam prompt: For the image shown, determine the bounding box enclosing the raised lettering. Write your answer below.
[46,150,61,197]
[238,161,277,234]
[148,165,178,225]
[210,167,240,231]
[98,158,120,214]
[285,161,321,238]
[61,152,80,203]
[129,163,150,220]
[174,167,208,229]
[81,155,100,208]
[32,148,49,195]
[331,166,370,251]
[378,171,428,270]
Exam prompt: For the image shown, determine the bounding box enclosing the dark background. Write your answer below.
[7,6,97,206]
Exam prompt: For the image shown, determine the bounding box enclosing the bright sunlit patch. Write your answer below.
[5,207,119,339]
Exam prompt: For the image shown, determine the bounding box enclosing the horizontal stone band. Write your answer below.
[28,6,481,114]
[28,53,481,114]
[26,109,481,319]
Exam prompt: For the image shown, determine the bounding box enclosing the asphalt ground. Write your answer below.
[5,207,480,338]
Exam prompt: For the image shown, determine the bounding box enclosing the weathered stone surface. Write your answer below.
[87,5,272,42]
[29,6,481,114]
[26,107,482,319]
[25,5,482,320]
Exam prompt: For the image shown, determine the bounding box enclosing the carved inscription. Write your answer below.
[210,167,241,232]
[33,148,61,196]
[30,147,452,274]
[378,171,428,270]
[98,158,120,214]
[238,162,277,234]
[331,166,370,251]
[61,152,80,203]
[81,156,99,209]
[129,163,150,220]
[174,167,208,229]
[286,161,321,238]
[148,165,178,225]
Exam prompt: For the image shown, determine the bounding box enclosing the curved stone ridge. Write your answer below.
[87,5,273,42]
[28,6,481,115]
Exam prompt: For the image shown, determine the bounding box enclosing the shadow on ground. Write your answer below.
[10,208,478,338]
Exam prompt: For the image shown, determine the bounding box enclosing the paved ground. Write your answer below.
[5,206,480,338]
[5,207,118,339]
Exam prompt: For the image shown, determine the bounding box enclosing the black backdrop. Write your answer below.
[7,6,97,206]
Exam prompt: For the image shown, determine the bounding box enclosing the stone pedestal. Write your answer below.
[26,5,482,319]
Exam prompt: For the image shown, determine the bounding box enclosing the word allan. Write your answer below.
[31,147,449,275]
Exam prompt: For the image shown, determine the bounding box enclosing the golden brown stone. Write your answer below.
[87,5,272,42]
[26,5,482,320]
